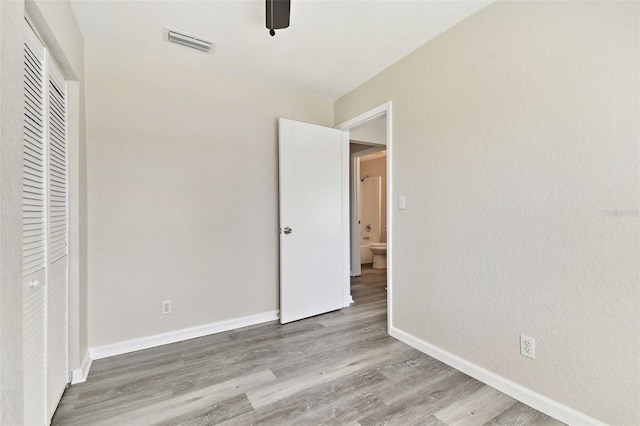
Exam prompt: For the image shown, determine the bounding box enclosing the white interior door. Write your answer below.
[23,21,48,426]
[46,56,68,419]
[279,118,349,324]
[23,20,69,424]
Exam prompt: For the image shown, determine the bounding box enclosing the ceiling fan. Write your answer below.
[266,0,290,37]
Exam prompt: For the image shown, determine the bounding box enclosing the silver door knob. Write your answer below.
[284,227,292,234]
[29,279,40,288]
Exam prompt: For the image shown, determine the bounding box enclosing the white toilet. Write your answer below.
[369,243,387,269]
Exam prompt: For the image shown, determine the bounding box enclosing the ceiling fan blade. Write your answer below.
[266,0,290,30]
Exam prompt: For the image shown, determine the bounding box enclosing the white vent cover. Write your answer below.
[163,27,215,53]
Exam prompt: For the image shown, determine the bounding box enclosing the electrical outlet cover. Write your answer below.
[520,334,535,359]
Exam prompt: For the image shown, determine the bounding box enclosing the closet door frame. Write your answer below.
[23,18,70,424]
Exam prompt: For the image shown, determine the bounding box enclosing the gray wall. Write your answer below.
[85,42,334,347]
[335,2,639,424]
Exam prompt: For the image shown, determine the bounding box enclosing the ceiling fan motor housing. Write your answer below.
[266,0,290,36]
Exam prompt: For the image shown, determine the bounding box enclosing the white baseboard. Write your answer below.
[89,310,279,361]
[71,350,92,384]
[389,326,604,426]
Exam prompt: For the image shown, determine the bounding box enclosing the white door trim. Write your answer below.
[336,101,393,330]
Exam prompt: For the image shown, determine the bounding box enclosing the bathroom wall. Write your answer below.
[85,42,333,348]
[360,155,387,241]
[334,1,639,424]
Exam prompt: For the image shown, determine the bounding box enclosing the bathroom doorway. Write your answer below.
[335,102,392,328]
[355,149,387,272]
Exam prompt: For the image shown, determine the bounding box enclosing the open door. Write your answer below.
[279,118,349,324]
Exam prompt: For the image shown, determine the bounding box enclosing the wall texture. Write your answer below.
[335,1,639,424]
[85,42,333,347]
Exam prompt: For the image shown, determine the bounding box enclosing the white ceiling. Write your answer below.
[70,0,490,100]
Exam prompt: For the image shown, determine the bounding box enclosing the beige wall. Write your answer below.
[85,42,333,347]
[335,1,639,424]
[0,0,86,423]
[360,156,387,240]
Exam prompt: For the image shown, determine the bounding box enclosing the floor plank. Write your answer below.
[434,385,518,426]
[93,370,276,426]
[52,265,564,425]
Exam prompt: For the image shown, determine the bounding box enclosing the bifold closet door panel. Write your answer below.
[23,20,48,426]
[47,57,69,418]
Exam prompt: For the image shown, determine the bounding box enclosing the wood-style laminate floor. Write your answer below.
[52,266,564,425]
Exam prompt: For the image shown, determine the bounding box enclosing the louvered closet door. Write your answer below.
[47,56,68,419]
[23,20,70,424]
[23,21,47,426]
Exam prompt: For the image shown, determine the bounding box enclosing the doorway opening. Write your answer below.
[352,143,386,274]
[336,102,392,330]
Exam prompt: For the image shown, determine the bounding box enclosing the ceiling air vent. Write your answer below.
[164,27,215,53]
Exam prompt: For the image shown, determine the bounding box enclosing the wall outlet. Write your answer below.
[520,334,535,359]
[162,300,172,315]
